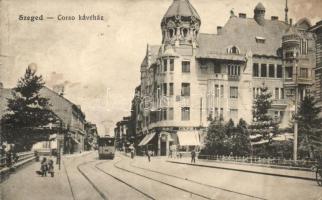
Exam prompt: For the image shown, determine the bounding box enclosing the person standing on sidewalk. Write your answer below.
[191,149,196,163]
[41,157,48,177]
[47,159,54,177]
[145,148,150,162]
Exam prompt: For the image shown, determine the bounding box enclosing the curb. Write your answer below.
[167,160,316,182]
[0,156,35,183]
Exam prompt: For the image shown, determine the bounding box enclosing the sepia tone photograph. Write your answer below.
[0,0,322,199]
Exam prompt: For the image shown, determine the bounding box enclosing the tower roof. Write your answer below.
[163,0,200,20]
[254,2,265,11]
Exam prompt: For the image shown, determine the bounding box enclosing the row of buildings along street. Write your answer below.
[115,0,322,159]
[0,77,98,154]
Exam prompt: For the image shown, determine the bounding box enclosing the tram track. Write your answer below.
[74,155,155,200]
[77,160,108,200]
[96,158,213,200]
[94,160,155,200]
[64,152,108,200]
[67,153,266,200]
[129,161,267,200]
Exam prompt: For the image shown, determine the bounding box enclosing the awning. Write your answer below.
[49,134,57,140]
[251,139,269,145]
[138,132,156,146]
[177,131,200,146]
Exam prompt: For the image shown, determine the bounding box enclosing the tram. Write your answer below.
[97,136,115,159]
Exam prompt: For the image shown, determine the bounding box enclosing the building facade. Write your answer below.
[0,84,88,154]
[132,0,321,156]
[310,21,322,109]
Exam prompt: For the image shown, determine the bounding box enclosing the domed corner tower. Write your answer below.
[161,0,201,48]
[282,26,301,59]
[254,2,266,26]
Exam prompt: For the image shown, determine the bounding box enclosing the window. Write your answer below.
[228,46,240,54]
[168,108,174,120]
[261,64,267,77]
[277,65,283,78]
[181,83,190,96]
[214,65,221,73]
[220,85,224,97]
[169,83,174,96]
[285,51,296,59]
[253,63,259,77]
[255,36,266,44]
[281,88,284,99]
[181,107,190,121]
[162,108,167,120]
[285,67,293,78]
[269,64,275,78]
[275,88,279,99]
[230,87,238,98]
[163,59,167,72]
[231,46,239,54]
[300,68,308,78]
[301,39,308,55]
[170,59,174,71]
[228,64,240,76]
[163,83,167,96]
[220,108,224,119]
[169,29,174,38]
[182,28,188,38]
[215,85,219,97]
[182,61,190,73]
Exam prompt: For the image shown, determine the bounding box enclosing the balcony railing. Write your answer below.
[297,77,312,84]
[228,75,240,81]
[272,99,288,105]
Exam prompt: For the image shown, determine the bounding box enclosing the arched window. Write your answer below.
[227,46,240,54]
[182,28,188,38]
[169,29,174,38]
[228,46,240,54]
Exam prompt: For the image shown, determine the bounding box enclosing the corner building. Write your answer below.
[137,0,319,156]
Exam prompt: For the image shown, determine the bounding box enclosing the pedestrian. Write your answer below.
[130,144,135,159]
[191,149,196,163]
[168,149,172,158]
[40,157,48,177]
[145,149,150,162]
[0,145,6,166]
[47,159,54,177]
[6,149,12,167]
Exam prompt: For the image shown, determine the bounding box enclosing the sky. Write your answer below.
[0,0,321,135]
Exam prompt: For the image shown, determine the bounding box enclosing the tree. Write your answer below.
[1,66,58,151]
[249,84,278,157]
[201,118,251,157]
[232,119,251,156]
[296,95,322,159]
[252,84,272,122]
[202,118,229,155]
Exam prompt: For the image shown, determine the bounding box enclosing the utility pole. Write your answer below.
[293,52,299,161]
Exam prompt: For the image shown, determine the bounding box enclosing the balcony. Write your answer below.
[297,77,312,85]
[210,73,228,80]
[272,99,288,106]
[228,75,240,81]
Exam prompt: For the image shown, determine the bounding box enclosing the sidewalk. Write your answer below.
[1,158,73,200]
[167,157,316,181]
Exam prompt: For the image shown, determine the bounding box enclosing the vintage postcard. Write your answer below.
[0,0,322,199]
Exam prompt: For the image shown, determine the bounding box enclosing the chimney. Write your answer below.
[0,82,3,89]
[217,26,223,35]
[290,18,293,25]
[271,16,278,21]
[239,13,246,18]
